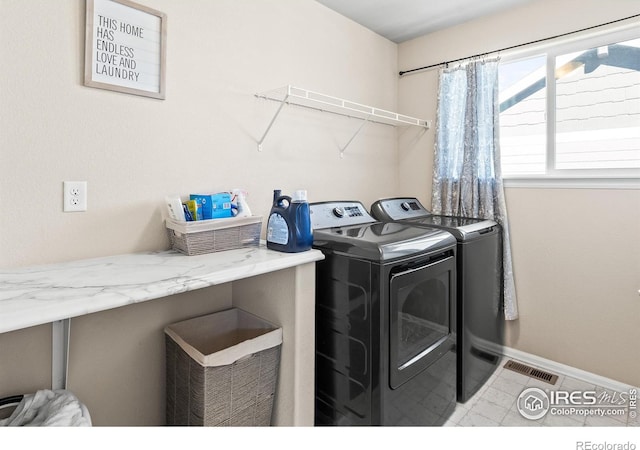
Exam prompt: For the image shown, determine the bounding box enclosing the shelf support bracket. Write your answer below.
[52,318,71,390]
[339,115,371,158]
[257,93,290,152]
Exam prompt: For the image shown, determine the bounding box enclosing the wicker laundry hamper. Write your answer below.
[165,308,282,426]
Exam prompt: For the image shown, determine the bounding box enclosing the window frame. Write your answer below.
[499,25,640,189]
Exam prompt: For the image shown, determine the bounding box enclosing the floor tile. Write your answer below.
[560,376,596,392]
[457,410,500,427]
[447,406,469,424]
[500,410,542,427]
[490,376,528,397]
[468,397,510,423]
[585,415,628,427]
[479,386,517,410]
[526,375,563,390]
[496,367,530,384]
[443,418,457,426]
[542,411,585,427]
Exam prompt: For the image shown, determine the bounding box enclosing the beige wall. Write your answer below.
[0,0,400,423]
[506,188,640,386]
[0,0,400,268]
[398,0,640,386]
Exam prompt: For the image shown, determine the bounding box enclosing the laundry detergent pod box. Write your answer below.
[190,193,233,219]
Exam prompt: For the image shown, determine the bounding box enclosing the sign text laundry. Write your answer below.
[95,15,143,82]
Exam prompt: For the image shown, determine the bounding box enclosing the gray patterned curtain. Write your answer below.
[432,58,519,320]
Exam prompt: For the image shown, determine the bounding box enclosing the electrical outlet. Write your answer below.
[63,181,87,212]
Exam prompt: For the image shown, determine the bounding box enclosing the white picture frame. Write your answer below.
[84,0,167,99]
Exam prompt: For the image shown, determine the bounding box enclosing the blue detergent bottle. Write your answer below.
[266,189,312,253]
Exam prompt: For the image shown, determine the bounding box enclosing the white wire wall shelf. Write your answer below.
[255,85,431,157]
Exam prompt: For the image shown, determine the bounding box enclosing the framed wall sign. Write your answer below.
[84,0,167,99]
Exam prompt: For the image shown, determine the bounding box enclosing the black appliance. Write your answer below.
[310,201,457,426]
[370,197,504,404]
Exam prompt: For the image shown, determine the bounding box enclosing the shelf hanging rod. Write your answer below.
[258,95,409,127]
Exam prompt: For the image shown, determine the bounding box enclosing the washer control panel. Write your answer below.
[372,198,430,220]
[310,201,376,229]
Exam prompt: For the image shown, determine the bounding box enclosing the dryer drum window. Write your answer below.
[389,255,455,389]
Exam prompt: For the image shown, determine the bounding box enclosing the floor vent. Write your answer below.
[503,360,559,385]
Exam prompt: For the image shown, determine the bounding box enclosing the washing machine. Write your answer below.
[310,200,457,426]
[370,197,504,404]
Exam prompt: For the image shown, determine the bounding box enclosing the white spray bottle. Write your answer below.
[232,189,252,218]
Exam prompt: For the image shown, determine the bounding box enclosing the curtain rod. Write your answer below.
[398,14,640,76]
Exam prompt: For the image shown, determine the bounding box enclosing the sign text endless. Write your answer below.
[95,15,143,82]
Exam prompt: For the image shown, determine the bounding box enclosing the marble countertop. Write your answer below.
[0,245,324,334]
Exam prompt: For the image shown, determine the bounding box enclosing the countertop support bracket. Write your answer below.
[52,318,70,390]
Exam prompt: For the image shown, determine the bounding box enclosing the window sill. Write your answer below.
[503,177,640,190]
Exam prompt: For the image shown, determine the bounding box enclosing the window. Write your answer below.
[499,55,547,175]
[498,28,640,183]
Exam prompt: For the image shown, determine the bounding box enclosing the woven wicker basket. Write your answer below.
[165,308,282,426]
[166,216,262,256]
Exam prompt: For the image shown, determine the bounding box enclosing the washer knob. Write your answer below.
[401,202,411,211]
[333,207,344,218]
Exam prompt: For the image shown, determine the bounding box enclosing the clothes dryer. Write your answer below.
[371,197,504,403]
[310,201,458,425]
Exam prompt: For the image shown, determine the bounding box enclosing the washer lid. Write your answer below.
[312,221,455,262]
[402,216,497,240]
[371,197,498,240]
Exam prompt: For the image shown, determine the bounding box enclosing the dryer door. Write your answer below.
[389,255,455,389]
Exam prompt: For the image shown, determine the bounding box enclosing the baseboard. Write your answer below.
[502,346,638,393]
